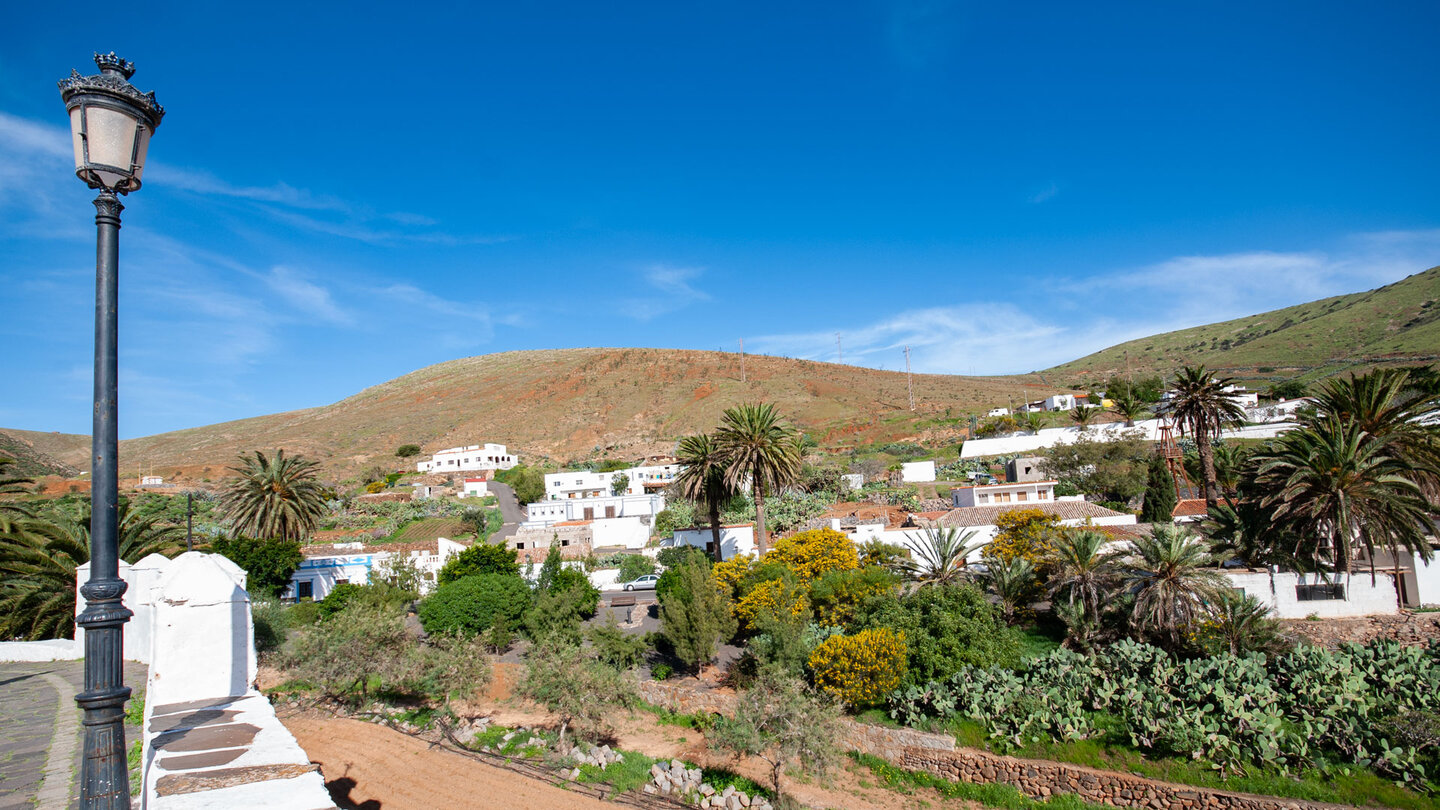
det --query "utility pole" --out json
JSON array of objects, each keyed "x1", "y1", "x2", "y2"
[
  {"x1": 904, "y1": 346, "x2": 914, "y2": 410},
  {"x1": 185, "y1": 493, "x2": 193, "y2": 552},
  {"x1": 739, "y1": 338, "x2": 746, "y2": 383},
  {"x1": 836, "y1": 333, "x2": 842, "y2": 364}
]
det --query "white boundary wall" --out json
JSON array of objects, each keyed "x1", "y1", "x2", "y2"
[
  {"x1": 960, "y1": 419, "x2": 1297, "y2": 459},
  {"x1": 1224, "y1": 570, "x2": 1399, "y2": 619}
]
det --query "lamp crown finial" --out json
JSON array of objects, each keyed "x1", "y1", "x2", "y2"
[{"x1": 94, "y1": 52, "x2": 135, "y2": 80}]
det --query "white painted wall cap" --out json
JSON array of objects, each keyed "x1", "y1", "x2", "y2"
[{"x1": 158, "y1": 554, "x2": 248, "y2": 604}]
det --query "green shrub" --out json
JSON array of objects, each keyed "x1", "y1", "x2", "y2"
[
  {"x1": 851, "y1": 583, "x2": 1021, "y2": 686},
  {"x1": 395, "y1": 444, "x2": 421, "y2": 458},
  {"x1": 438, "y1": 543, "x2": 519, "y2": 584},
  {"x1": 317, "y1": 582, "x2": 363, "y2": 617},
  {"x1": 211, "y1": 536, "x2": 303, "y2": 597},
  {"x1": 617, "y1": 554, "x2": 656, "y2": 583},
  {"x1": 418, "y1": 573, "x2": 531, "y2": 636},
  {"x1": 651, "y1": 663, "x2": 673, "y2": 680},
  {"x1": 287, "y1": 599, "x2": 321, "y2": 626},
  {"x1": 588, "y1": 614, "x2": 649, "y2": 669}
]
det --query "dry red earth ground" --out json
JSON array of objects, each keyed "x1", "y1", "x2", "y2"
[{"x1": 277, "y1": 662, "x2": 971, "y2": 810}]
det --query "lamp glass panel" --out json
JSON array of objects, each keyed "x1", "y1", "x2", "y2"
[
  {"x1": 69, "y1": 107, "x2": 86, "y2": 173},
  {"x1": 131, "y1": 126, "x2": 152, "y2": 184},
  {"x1": 84, "y1": 105, "x2": 140, "y2": 184}
]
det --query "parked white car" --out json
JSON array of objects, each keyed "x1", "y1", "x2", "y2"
[{"x1": 621, "y1": 574, "x2": 659, "y2": 591}]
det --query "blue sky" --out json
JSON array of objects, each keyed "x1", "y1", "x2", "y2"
[{"x1": 3, "y1": 1, "x2": 1439, "y2": 439}]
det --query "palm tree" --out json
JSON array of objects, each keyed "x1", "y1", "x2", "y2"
[
  {"x1": 1202, "y1": 590, "x2": 1288, "y2": 656},
  {"x1": 0, "y1": 457, "x2": 34, "y2": 532},
  {"x1": 715, "y1": 403, "x2": 802, "y2": 555},
  {"x1": 1169, "y1": 366, "x2": 1247, "y2": 507},
  {"x1": 898, "y1": 525, "x2": 986, "y2": 588},
  {"x1": 673, "y1": 433, "x2": 735, "y2": 562},
  {"x1": 1302, "y1": 367, "x2": 1440, "y2": 498},
  {"x1": 1121, "y1": 524, "x2": 1227, "y2": 649},
  {"x1": 979, "y1": 556, "x2": 1035, "y2": 625},
  {"x1": 1069, "y1": 405, "x2": 1097, "y2": 429},
  {"x1": 1017, "y1": 411, "x2": 1045, "y2": 434},
  {"x1": 0, "y1": 501, "x2": 183, "y2": 640},
  {"x1": 1110, "y1": 394, "x2": 1149, "y2": 427},
  {"x1": 220, "y1": 449, "x2": 327, "y2": 541},
  {"x1": 1046, "y1": 530, "x2": 1121, "y2": 623},
  {"x1": 1254, "y1": 417, "x2": 1435, "y2": 589}
]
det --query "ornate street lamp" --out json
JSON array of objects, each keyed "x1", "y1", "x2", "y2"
[{"x1": 58, "y1": 52, "x2": 164, "y2": 810}]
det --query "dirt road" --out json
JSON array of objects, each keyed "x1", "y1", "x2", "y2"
[{"x1": 284, "y1": 713, "x2": 614, "y2": 810}]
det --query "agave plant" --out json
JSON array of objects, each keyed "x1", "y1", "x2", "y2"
[{"x1": 898, "y1": 525, "x2": 986, "y2": 588}]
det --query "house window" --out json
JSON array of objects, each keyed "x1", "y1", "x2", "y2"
[
  {"x1": 584, "y1": 507, "x2": 595, "y2": 520},
  {"x1": 1017, "y1": 491, "x2": 1028, "y2": 501},
  {"x1": 561, "y1": 539, "x2": 570, "y2": 547},
  {"x1": 1296, "y1": 583, "x2": 1345, "y2": 601},
  {"x1": 296, "y1": 581, "x2": 313, "y2": 600},
  {"x1": 516, "y1": 543, "x2": 525, "y2": 550},
  {"x1": 605, "y1": 506, "x2": 616, "y2": 518}
]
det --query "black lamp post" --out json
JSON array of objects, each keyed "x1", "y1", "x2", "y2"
[{"x1": 58, "y1": 52, "x2": 163, "y2": 810}]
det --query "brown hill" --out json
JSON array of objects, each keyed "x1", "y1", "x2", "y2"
[{"x1": 90, "y1": 349, "x2": 1055, "y2": 484}]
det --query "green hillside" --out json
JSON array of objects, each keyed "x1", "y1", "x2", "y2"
[{"x1": 1047, "y1": 266, "x2": 1440, "y2": 386}]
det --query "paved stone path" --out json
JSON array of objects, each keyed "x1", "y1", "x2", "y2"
[{"x1": 0, "y1": 660, "x2": 147, "y2": 810}]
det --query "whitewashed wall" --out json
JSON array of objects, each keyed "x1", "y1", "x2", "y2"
[
  {"x1": 901, "y1": 461, "x2": 937, "y2": 483},
  {"x1": 1413, "y1": 555, "x2": 1440, "y2": 607},
  {"x1": 961, "y1": 419, "x2": 1297, "y2": 459},
  {"x1": 1224, "y1": 570, "x2": 1399, "y2": 619},
  {"x1": 672, "y1": 525, "x2": 756, "y2": 560}
]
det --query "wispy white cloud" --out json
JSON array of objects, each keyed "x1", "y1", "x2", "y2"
[
  {"x1": 264, "y1": 266, "x2": 355, "y2": 326},
  {"x1": 1029, "y1": 183, "x2": 1060, "y2": 204},
  {"x1": 620, "y1": 264, "x2": 710, "y2": 321},
  {"x1": 752, "y1": 234, "x2": 1440, "y2": 376}
]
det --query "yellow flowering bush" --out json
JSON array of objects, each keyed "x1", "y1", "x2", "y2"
[
  {"x1": 763, "y1": 528, "x2": 858, "y2": 583},
  {"x1": 987, "y1": 509, "x2": 1062, "y2": 568},
  {"x1": 734, "y1": 578, "x2": 808, "y2": 631},
  {"x1": 712, "y1": 554, "x2": 754, "y2": 599},
  {"x1": 808, "y1": 628, "x2": 907, "y2": 706}
]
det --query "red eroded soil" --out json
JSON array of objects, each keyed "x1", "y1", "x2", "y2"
[{"x1": 284, "y1": 713, "x2": 615, "y2": 810}]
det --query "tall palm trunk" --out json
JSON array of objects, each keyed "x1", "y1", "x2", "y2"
[
  {"x1": 1196, "y1": 433, "x2": 1219, "y2": 506},
  {"x1": 709, "y1": 499, "x2": 724, "y2": 562},
  {"x1": 753, "y1": 471, "x2": 769, "y2": 555}
]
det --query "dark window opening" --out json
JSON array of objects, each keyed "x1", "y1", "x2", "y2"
[
  {"x1": 296, "y1": 581, "x2": 313, "y2": 600},
  {"x1": 1296, "y1": 583, "x2": 1345, "y2": 601}
]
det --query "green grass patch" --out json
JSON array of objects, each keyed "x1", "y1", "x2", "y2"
[
  {"x1": 638, "y1": 700, "x2": 716, "y2": 730},
  {"x1": 575, "y1": 750, "x2": 658, "y2": 793},
  {"x1": 385, "y1": 517, "x2": 468, "y2": 542},
  {"x1": 127, "y1": 739, "x2": 143, "y2": 795},
  {"x1": 1015, "y1": 627, "x2": 1063, "y2": 662},
  {"x1": 851, "y1": 752, "x2": 1108, "y2": 810},
  {"x1": 697, "y1": 765, "x2": 771, "y2": 799},
  {"x1": 940, "y1": 717, "x2": 1439, "y2": 810},
  {"x1": 125, "y1": 688, "x2": 145, "y2": 726}
]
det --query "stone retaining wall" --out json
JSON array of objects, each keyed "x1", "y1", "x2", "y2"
[
  {"x1": 899, "y1": 748, "x2": 1351, "y2": 810},
  {"x1": 637, "y1": 681, "x2": 1351, "y2": 810},
  {"x1": 1281, "y1": 610, "x2": 1440, "y2": 648}
]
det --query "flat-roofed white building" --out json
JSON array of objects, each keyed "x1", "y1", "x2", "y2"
[
  {"x1": 952, "y1": 480, "x2": 1058, "y2": 508},
  {"x1": 543, "y1": 463, "x2": 682, "y2": 500},
  {"x1": 526, "y1": 492, "x2": 666, "y2": 524},
  {"x1": 416, "y1": 443, "x2": 517, "y2": 473}
]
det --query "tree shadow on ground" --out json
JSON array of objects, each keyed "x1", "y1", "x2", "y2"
[{"x1": 322, "y1": 765, "x2": 381, "y2": 810}]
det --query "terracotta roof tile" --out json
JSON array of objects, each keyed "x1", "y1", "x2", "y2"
[
  {"x1": 938, "y1": 500, "x2": 1128, "y2": 527},
  {"x1": 1172, "y1": 499, "x2": 1209, "y2": 518}
]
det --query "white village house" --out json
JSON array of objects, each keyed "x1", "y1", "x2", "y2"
[
  {"x1": 415, "y1": 443, "x2": 518, "y2": 474},
  {"x1": 285, "y1": 537, "x2": 467, "y2": 601},
  {"x1": 542, "y1": 463, "x2": 681, "y2": 499}
]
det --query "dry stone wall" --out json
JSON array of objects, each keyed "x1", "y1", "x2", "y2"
[
  {"x1": 638, "y1": 681, "x2": 1353, "y2": 810},
  {"x1": 1282, "y1": 610, "x2": 1440, "y2": 648}
]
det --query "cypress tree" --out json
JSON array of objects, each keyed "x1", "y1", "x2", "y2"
[{"x1": 1140, "y1": 454, "x2": 1178, "y2": 523}]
